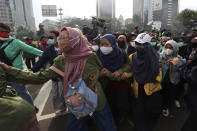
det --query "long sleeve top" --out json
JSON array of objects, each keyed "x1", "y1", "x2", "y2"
[
  {"x1": 5, "y1": 54, "x2": 107, "y2": 111},
  {"x1": 1, "y1": 37, "x2": 43, "y2": 70},
  {"x1": 176, "y1": 61, "x2": 197, "y2": 111}
]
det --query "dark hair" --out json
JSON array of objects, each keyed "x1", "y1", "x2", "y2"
[
  {"x1": 0, "y1": 23, "x2": 11, "y2": 32},
  {"x1": 82, "y1": 26, "x2": 91, "y2": 35},
  {"x1": 192, "y1": 29, "x2": 197, "y2": 32},
  {"x1": 50, "y1": 30, "x2": 59, "y2": 37},
  {"x1": 92, "y1": 37, "x2": 101, "y2": 45},
  {"x1": 151, "y1": 37, "x2": 157, "y2": 40},
  {"x1": 40, "y1": 36, "x2": 47, "y2": 41},
  {"x1": 26, "y1": 37, "x2": 33, "y2": 41},
  {"x1": 172, "y1": 37, "x2": 179, "y2": 42}
]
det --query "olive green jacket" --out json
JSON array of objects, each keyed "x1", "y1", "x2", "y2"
[
  {"x1": 6, "y1": 54, "x2": 107, "y2": 111},
  {"x1": 0, "y1": 67, "x2": 34, "y2": 131}
]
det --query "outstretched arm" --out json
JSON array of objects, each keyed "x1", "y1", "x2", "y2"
[{"x1": 0, "y1": 62, "x2": 61, "y2": 85}]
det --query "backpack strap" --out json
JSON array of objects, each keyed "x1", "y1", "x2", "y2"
[
  {"x1": 0, "y1": 39, "x2": 20, "y2": 65},
  {"x1": 0, "y1": 39, "x2": 14, "y2": 50},
  {"x1": 50, "y1": 66, "x2": 64, "y2": 77},
  {"x1": 11, "y1": 48, "x2": 21, "y2": 63}
]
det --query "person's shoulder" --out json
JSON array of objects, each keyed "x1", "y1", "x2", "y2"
[
  {"x1": 11, "y1": 38, "x2": 25, "y2": 45},
  {"x1": 87, "y1": 53, "x2": 103, "y2": 69},
  {"x1": 54, "y1": 55, "x2": 64, "y2": 62},
  {"x1": 88, "y1": 53, "x2": 97, "y2": 59},
  {"x1": 87, "y1": 53, "x2": 101, "y2": 63},
  {"x1": 52, "y1": 55, "x2": 65, "y2": 70},
  {"x1": 44, "y1": 45, "x2": 53, "y2": 52}
]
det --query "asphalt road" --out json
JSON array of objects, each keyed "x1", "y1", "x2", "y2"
[{"x1": 27, "y1": 81, "x2": 189, "y2": 131}]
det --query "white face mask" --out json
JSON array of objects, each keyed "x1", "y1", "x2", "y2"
[
  {"x1": 164, "y1": 49, "x2": 173, "y2": 56},
  {"x1": 100, "y1": 46, "x2": 113, "y2": 55},
  {"x1": 130, "y1": 42, "x2": 136, "y2": 47},
  {"x1": 92, "y1": 45, "x2": 99, "y2": 52}
]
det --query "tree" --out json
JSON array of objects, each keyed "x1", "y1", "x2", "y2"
[
  {"x1": 125, "y1": 23, "x2": 135, "y2": 33},
  {"x1": 61, "y1": 17, "x2": 92, "y2": 29},
  {"x1": 133, "y1": 14, "x2": 142, "y2": 27},
  {"x1": 171, "y1": 18, "x2": 185, "y2": 33},
  {"x1": 172, "y1": 9, "x2": 197, "y2": 33},
  {"x1": 16, "y1": 26, "x2": 35, "y2": 41}
]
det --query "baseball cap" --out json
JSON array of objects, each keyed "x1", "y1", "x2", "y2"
[{"x1": 134, "y1": 33, "x2": 152, "y2": 44}]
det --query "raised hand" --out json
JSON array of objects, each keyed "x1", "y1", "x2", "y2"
[{"x1": 168, "y1": 58, "x2": 180, "y2": 65}]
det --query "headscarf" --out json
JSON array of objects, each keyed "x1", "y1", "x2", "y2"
[
  {"x1": 133, "y1": 43, "x2": 159, "y2": 84},
  {"x1": 60, "y1": 27, "x2": 93, "y2": 95},
  {"x1": 161, "y1": 40, "x2": 179, "y2": 60},
  {"x1": 160, "y1": 40, "x2": 180, "y2": 84},
  {"x1": 118, "y1": 35, "x2": 127, "y2": 44},
  {"x1": 96, "y1": 34, "x2": 125, "y2": 72}
]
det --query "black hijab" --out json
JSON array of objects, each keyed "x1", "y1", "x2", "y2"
[{"x1": 133, "y1": 43, "x2": 159, "y2": 84}]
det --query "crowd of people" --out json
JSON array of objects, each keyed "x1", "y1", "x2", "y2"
[{"x1": 0, "y1": 22, "x2": 197, "y2": 131}]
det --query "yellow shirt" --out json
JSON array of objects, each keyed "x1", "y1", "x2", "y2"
[{"x1": 128, "y1": 54, "x2": 162, "y2": 98}]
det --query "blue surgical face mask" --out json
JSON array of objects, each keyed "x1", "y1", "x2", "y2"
[
  {"x1": 48, "y1": 39, "x2": 55, "y2": 45},
  {"x1": 177, "y1": 42, "x2": 184, "y2": 47},
  {"x1": 150, "y1": 42, "x2": 157, "y2": 46}
]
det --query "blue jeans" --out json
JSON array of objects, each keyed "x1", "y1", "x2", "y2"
[
  {"x1": 66, "y1": 103, "x2": 116, "y2": 131},
  {"x1": 51, "y1": 80, "x2": 65, "y2": 110},
  {"x1": 9, "y1": 82, "x2": 34, "y2": 105}
]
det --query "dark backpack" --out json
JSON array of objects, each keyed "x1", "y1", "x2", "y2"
[{"x1": 0, "y1": 39, "x2": 20, "y2": 66}]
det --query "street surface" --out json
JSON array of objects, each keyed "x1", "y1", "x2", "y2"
[{"x1": 27, "y1": 80, "x2": 189, "y2": 131}]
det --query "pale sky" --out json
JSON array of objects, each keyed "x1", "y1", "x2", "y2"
[{"x1": 32, "y1": 0, "x2": 197, "y2": 29}]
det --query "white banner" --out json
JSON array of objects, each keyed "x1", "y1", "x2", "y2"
[
  {"x1": 42, "y1": 5, "x2": 57, "y2": 17},
  {"x1": 153, "y1": 0, "x2": 162, "y2": 11},
  {"x1": 152, "y1": 21, "x2": 162, "y2": 30}
]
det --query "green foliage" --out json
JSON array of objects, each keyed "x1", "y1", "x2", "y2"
[
  {"x1": 62, "y1": 17, "x2": 92, "y2": 28},
  {"x1": 172, "y1": 9, "x2": 197, "y2": 33},
  {"x1": 59, "y1": 17, "x2": 125, "y2": 33},
  {"x1": 15, "y1": 26, "x2": 35, "y2": 41},
  {"x1": 125, "y1": 23, "x2": 135, "y2": 33},
  {"x1": 133, "y1": 14, "x2": 142, "y2": 27}
]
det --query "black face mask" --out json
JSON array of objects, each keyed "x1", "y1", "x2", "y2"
[
  {"x1": 48, "y1": 36, "x2": 54, "y2": 39},
  {"x1": 136, "y1": 45, "x2": 145, "y2": 54},
  {"x1": 118, "y1": 41, "x2": 126, "y2": 49},
  {"x1": 191, "y1": 42, "x2": 197, "y2": 49}
]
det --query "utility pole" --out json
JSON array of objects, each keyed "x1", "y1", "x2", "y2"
[{"x1": 59, "y1": 8, "x2": 63, "y2": 28}]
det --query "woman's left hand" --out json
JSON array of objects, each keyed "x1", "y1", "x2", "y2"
[
  {"x1": 112, "y1": 72, "x2": 121, "y2": 78},
  {"x1": 120, "y1": 73, "x2": 128, "y2": 80},
  {"x1": 168, "y1": 58, "x2": 181, "y2": 65},
  {"x1": 0, "y1": 62, "x2": 9, "y2": 70},
  {"x1": 99, "y1": 68, "x2": 110, "y2": 77}
]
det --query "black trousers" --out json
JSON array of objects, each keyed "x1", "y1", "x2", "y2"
[
  {"x1": 106, "y1": 87, "x2": 130, "y2": 125},
  {"x1": 132, "y1": 86, "x2": 162, "y2": 131},
  {"x1": 181, "y1": 111, "x2": 197, "y2": 131},
  {"x1": 25, "y1": 58, "x2": 35, "y2": 69}
]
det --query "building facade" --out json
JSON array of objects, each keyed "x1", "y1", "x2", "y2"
[
  {"x1": 133, "y1": 0, "x2": 179, "y2": 29},
  {"x1": 133, "y1": 0, "x2": 144, "y2": 23},
  {"x1": 152, "y1": 0, "x2": 179, "y2": 28},
  {"x1": 0, "y1": 0, "x2": 36, "y2": 31},
  {"x1": 96, "y1": 0, "x2": 115, "y2": 18},
  {"x1": 41, "y1": 19, "x2": 58, "y2": 31},
  {"x1": 0, "y1": 0, "x2": 13, "y2": 23}
]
